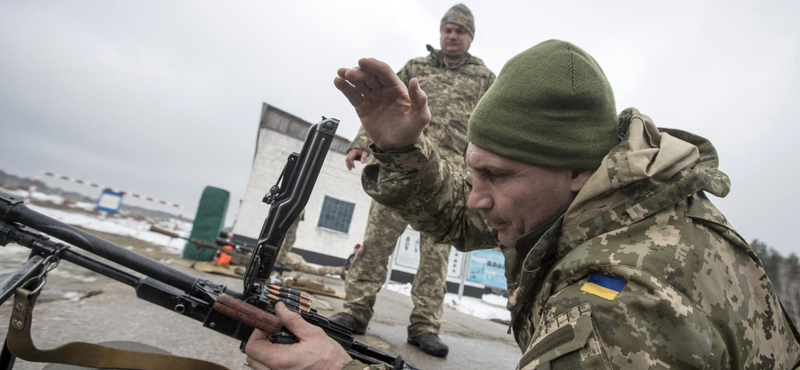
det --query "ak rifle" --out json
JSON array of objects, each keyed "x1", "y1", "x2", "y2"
[{"x1": 0, "y1": 117, "x2": 417, "y2": 370}]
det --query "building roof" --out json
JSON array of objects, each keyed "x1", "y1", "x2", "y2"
[{"x1": 256, "y1": 103, "x2": 351, "y2": 156}]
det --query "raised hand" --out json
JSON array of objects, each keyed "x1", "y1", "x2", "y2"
[{"x1": 334, "y1": 58, "x2": 431, "y2": 151}]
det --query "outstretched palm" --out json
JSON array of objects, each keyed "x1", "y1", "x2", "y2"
[{"x1": 334, "y1": 58, "x2": 431, "y2": 151}]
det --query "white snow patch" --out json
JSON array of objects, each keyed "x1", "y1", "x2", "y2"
[
  {"x1": 26, "y1": 204, "x2": 187, "y2": 254},
  {"x1": 386, "y1": 282, "x2": 413, "y2": 296},
  {"x1": 0, "y1": 187, "x2": 65, "y2": 204},
  {"x1": 481, "y1": 293, "x2": 509, "y2": 308},
  {"x1": 444, "y1": 293, "x2": 510, "y2": 322},
  {"x1": 48, "y1": 269, "x2": 98, "y2": 283},
  {"x1": 63, "y1": 292, "x2": 83, "y2": 301},
  {"x1": 30, "y1": 192, "x2": 65, "y2": 205},
  {"x1": 70, "y1": 201, "x2": 97, "y2": 211},
  {"x1": 385, "y1": 282, "x2": 511, "y2": 322}
]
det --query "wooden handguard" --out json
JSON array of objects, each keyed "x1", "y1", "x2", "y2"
[{"x1": 213, "y1": 294, "x2": 282, "y2": 335}]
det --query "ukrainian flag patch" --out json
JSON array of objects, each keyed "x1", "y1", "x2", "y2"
[{"x1": 580, "y1": 273, "x2": 626, "y2": 300}]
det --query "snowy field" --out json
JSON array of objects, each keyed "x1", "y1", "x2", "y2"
[
  {"x1": 1, "y1": 187, "x2": 190, "y2": 254},
  {"x1": 386, "y1": 282, "x2": 511, "y2": 322}
]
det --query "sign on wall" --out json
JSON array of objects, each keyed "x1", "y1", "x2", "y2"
[
  {"x1": 394, "y1": 227, "x2": 421, "y2": 269},
  {"x1": 466, "y1": 249, "x2": 507, "y2": 289},
  {"x1": 447, "y1": 248, "x2": 465, "y2": 278},
  {"x1": 96, "y1": 189, "x2": 124, "y2": 214}
]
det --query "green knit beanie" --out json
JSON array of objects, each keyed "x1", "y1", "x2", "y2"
[{"x1": 468, "y1": 40, "x2": 618, "y2": 170}]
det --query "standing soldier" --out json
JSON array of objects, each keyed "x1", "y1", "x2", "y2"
[{"x1": 333, "y1": 4, "x2": 495, "y2": 358}]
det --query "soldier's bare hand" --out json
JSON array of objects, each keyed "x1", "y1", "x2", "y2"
[
  {"x1": 345, "y1": 148, "x2": 369, "y2": 170},
  {"x1": 245, "y1": 303, "x2": 351, "y2": 370},
  {"x1": 334, "y1": 58, "x2": 431, "y2": 151}
]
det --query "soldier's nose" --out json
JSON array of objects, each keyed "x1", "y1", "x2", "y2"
[{"x1": 467, "y1": 191, "x2": 492, "y2": 211}]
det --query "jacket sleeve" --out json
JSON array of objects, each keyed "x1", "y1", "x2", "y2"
[
  {"x1": 347, "y1": 126, "x2": 372, "y2": 152},
  {"x1": 517, "y1": 274, "x2": 724, "y2": 370},
  {"x1": 362, "y1": 135, "x2": 498, "y2": 251}
]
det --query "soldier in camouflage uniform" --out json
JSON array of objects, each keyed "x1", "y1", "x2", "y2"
[
  {"x1": 334, "y1": 3, "x2": 495, "y2": 357},
  {"x1": 245, "y1": 40, "x2": 800, "y2": 370},
  {"x1": 276, "y1": 210, "x2": 345, "y2": 278}
]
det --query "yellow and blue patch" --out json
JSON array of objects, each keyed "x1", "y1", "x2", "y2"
[{"x1": 580, "y1": 273, "x2": 626, "y2": 300}]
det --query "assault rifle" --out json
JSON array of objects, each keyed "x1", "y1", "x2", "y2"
[{"x1": 0, "y1": 118, "x2": 417, "y2": 370}]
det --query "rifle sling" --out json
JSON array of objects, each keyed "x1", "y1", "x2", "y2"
[{"x1": 7, "y1": 288, "x2": 231, "y2": 370}]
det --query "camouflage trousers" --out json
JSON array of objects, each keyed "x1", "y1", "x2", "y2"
[
  {"x1": 277, "y1": 211, "x2": 344, "y2": 278},
  {"x1": 284, "y1": 252, "x2": 345, "y2": 277},
  {"x1": 343, "y1": 199, "x2": 451, "y2": 338}
]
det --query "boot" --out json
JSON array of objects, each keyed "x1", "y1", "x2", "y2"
[
  {"x1": 329, "y1": 312, "x2": 367, "y2": 335},
  {"x1": 407, "y1": 332, "x2": 449, "y2": 357}
]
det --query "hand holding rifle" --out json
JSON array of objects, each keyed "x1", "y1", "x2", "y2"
[{"x1": 245, "y1": 302, "x2": 351, "y2": 370}]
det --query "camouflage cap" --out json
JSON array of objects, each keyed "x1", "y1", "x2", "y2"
[{"x1": 441, "y1": 4, "x2": 475, "y2": 38}]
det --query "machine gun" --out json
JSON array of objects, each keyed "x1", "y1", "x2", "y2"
[
  {"x1": 0, "y1": 118, "x2": 416, "y2": 370},
  {"x1": 147, "y1": 225, "x2": 252, "y2": 267}
]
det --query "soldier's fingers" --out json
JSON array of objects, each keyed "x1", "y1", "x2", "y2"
[
  {"x1": 274, "y1": 302, "x2": 322, "y2": 339},
  {"x1": 409, "y1": 78, "x2": 429, "y2": 112},
  {"x1": 344, "y1": 67, "x2": 383, "y2": 90},
  {"x1": 358, "y1": 58, "x2": 403, "y2": 88},
  {"x1": 244, "y1": 356, "x2": 270, "y2": 370},
  {"x1": 333, "y1": 77, "x2": 363, "y2": 107},
  {"x1": 360, "y1": 150, "x2": 368, "y2": 163},
  {"x1": 345, "y1": 151, "x2": 356, "y2": 170},
  {"x1": 244, "y1": 329, "x2": 279, "y2": 365},
  {"x1": 348, "y1": 78, "x2": 372, "y2": 96}
]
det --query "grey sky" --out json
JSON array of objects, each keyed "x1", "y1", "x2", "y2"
[{"x1": 1, "y1": 1, "x2": 798, "y2": 256}]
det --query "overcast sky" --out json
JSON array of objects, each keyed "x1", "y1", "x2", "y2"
[{"x1": 1, "y1": 1, "x2": 798, "y2": 256}]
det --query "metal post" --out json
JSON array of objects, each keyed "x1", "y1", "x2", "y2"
[
  {"x1": 457, "y1": 251, "x2": 470, "y2": 300},
  {"x1": 26, "y1": 170, "x2": 43, "y2": 201},
  {"x1": 383, "y1": 245, "x2": 397, "y2": 289}
]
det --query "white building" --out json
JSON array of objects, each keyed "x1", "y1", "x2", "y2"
[
  {"x1": 231, "y1": 103, "x2": 370, "y2": 262},
  {"x1": 232, "y1": 103, "x2": 498, "y2": 298}
]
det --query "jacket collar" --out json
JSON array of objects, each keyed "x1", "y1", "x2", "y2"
[{"x1": 426, "y1": 44, "x2": 472, "y2": 69}]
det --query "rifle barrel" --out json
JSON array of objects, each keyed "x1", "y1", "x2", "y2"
[{"x1": 1, "y1": 198, "x2": 198, "y2": 293}]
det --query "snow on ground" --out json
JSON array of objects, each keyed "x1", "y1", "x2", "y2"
[
  {"x1": 22, "y1": 203, "x2": 189, "y2": 254},
  {"x1": 1, "y1": 187, "x2": 33, "y2": 199},
  {"x1": 386, "y1": 282, "x2": 511, "y2": 322},
  {"x1": 1, "y1": 187, "x2": 66, "y2": 205}
]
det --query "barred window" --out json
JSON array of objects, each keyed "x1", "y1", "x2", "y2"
[{"x1": 317, "y1": 196, "x2": 355, "y2": 233}]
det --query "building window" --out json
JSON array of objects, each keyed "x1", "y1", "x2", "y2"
[{"x1": 317, "y1": 196, "x2": 355, "y2": 234}]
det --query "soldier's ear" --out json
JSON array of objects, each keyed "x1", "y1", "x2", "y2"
[{"x1": 569, "y1": 170, "x2": 594, "y2": 193}]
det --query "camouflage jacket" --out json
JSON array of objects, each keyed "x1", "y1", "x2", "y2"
[
  {"x1": 354, "y1": 108, "x2": 800, "y2": 369},
  {"x1": 348, "y1": 45, "x2": 495, "y2": 171}
]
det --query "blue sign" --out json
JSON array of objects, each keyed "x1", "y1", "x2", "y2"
[
  {"x1": 466, "y1": 250, "x2": 507, "y2": 289},
  {"x1": 96, "y1": 189, "x2": 124, "y2": 214}
]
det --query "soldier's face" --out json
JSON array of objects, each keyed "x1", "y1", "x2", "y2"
[
  {"x1": 466, "y1": 144, "x2": 582, "y2": 248},
  {"x1": 440, "y1": 23, "x2": 472, "y2": 60}
]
